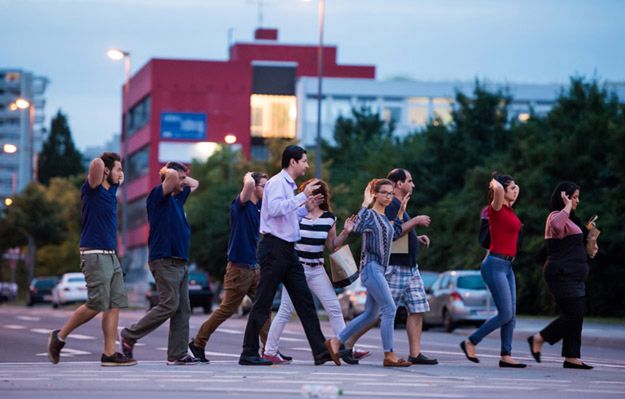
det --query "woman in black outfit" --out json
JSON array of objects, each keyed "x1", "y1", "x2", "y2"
[{"x1": 527, "y1": 181, "x2": 594, "y2": 369}]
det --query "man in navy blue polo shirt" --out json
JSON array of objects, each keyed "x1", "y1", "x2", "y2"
[
  {"x1": 47, "y1": 152, "x2": 136, "y2": 367},
  {"x1": 121, "y1": 161, "x2": 199, "y2": 365},
  {"x1": 188, "y1": 171, "x2": 271, "y2": 363}
]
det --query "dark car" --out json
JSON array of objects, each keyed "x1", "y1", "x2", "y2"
[
  {"x1": 146, "y1": 270, "x2": 214, "y2": 314},
  {"x1": 28, "y1": 276, "x2": 59, "y2": 306},
  {"x1": 394, "y1": 270, "x2": 439, "y2": 327}
]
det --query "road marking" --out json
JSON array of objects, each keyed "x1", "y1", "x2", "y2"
[
  {"x1": 194, "y1": 387, "x2": 465, "y2": 398},
  {"x1": 30, "y1": 328, "x2": 52, "y2": 334},
  {"x1": 68, "y1": 333, "x2": 96, "y2": 340},
  {"x1": 215, "y1": 328, "x2": 242, "y2": 334},
  {"x1": 356, "y1": 382, "x2": 433, "y2": 387},
  {"x1": 4, "y1": 324, "x2": 26, "y2": 330},
  {"x1": 456, "y1": 385, "x2": 539, "y2": 390},
  {"x1": 35, "y1": 348, "x2": 91, "y2": 357},
  {"x1": 279, "y1": 337, "x2": 306, "y2": 342},
  {"x1": 562, "y1": 389, "x2": 625, "y2": 395},
  {"x1": 204, "y1": 351, "x2": 240, "y2": 358},
  {"x1": 16, "y1": 315, "x2": 40, "y2": 321},
  {"x1": 1, "y1": 377, "x2": 51, "y2": 381},
  {"x1": 487, "y1": 377, "x2": 571, "y2": 383}
]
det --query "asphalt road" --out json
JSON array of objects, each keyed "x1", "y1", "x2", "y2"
[{"x1": 1, "y1": 305, "x2": 624, "y2": 398}]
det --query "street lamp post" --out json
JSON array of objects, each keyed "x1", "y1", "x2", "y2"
[
  {"x1": 314, "y1": 0, "x2": 325, "y2": 179},
  {"x1": 107, "y1": 48, "x2": 131, "y2": 259}
]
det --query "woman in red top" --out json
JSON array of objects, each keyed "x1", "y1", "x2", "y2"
[{"x1": 460, "y1": 173, "x2": 527, "y2": 368}]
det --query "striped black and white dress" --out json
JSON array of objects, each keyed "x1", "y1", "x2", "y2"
[{"x1": 296, "y1": 211, "x2": 336, "y2": 267}]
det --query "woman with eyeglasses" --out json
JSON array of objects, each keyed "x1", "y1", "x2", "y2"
[
  {"x1": 329, "y1": 178, "x2": 411, "y2": 367},
  {"x1": 461, "y1": 172, "x2": 527, "y2": 368}
]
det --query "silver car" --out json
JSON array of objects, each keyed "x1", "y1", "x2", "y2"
[{"x1": 424, "y1": 270, "x2": 496, "y2": 332}]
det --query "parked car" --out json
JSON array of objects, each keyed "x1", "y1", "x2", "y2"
[
  {"x1": 146, "y1": 269, "x2": 214, "y2": 314},
  {"x1": 424, "y1": 270, "x2": 496, "y2": 332},
  {"x1": 394, "y1": 270, "x2": 440, "y2": 326},
  {"x1": 337, "y1": 279, "x2": 367, "y2": 320},
  {"x1": 52, "y1": 273, "x2": 88, "y2": 308},
  {"x1": 0, "y1": 281, "x2": 18, "y2": 302},
  {"x1": 28, "y1": 276, "x2": 59, "y2": 306}
]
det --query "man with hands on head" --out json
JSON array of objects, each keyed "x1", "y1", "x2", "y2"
[
  {"x1": 47, "y1": 152, "x2": 136, "y2": 367},
  {"x1": 121, "y1": 161, "x2": 200, "y2": 365},
  {"x1": 239, "y1": 145, "x2": 341, "y2": 366},
  {"x1": 188, "y1": 171, "x2": 270, "y2": 363}
]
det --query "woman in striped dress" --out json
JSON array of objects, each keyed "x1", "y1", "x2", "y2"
[
  {"x1": 263, "y1": 179, "x2": 357, "y2": 364},
  {"x1": 329, "y1": 179, "x2": 411, "y2": 367}
]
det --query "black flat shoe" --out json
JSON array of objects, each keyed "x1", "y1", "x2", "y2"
[
  {"x1": 563, "y1": 360, "x2": 593, "y2": 370},
  {"x1": 499, "y1": 360, "x2": 527, "y2": 368},
  {"x1": 239, "y1": 354, "x2": 272, "y2": 366},
  {"x1": 527, "y1": 336, "x2": 541, "y2": 363},
  {"x1": 339, "y1": 345, "x2": 359, "y2": 365},
  {"x1": 409, "y1": 353, "x2": 438, "y2": 365},
  {"x1": 460, "y1": 341, "x2": 479, "y2": 363}
]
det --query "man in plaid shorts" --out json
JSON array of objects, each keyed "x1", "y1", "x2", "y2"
[{"x1": 344, "y1": 168, "x2": 438, "y2": 365}]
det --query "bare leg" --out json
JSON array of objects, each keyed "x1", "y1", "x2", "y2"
[
  {"x1": 344, "y1": 319, "x2": 378, "y2": 349},
  {"x1": 102, "y1": 308, "x2": 120, "y2": 356},
  {"x1": 406, "y1": 313, "x2": 423, "y2": 357},
  {"x1": 59, "y1": 305, "x2": 99, "y2": 340}
]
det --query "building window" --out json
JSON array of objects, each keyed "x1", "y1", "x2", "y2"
[
  {"x1": 432, "y1": 97, "x2": 453, "y2": 125},
  {"x1": 127, "y1": 146, "x2": 149, "y2": 182},
  {"x1": 382, "y1": 106, "x2": 402, "y2": 123},
  {"x1": 126, "y1": 96, "x2": 151, "y2": 136},
  {"x1": 250, "y1": 94, "x2": 296, "y2": 139},
  {"x1": 127, "y1": 196, "x2": 148, "y2": 230},
  {"x1": 408, "y1": 97, "x2": 429, "y2": 126}
]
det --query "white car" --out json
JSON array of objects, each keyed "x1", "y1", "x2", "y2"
[{"x1": 52, "y1": 272, "x2": 88, "y2": 308}]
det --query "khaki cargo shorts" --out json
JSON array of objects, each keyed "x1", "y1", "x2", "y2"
[{"x1": 80, "y1": 252, "x2": 128, "y2": 311}]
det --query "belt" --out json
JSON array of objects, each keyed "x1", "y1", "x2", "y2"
[
  {"x1": 301, "y1": 262, "x2": 324, "y2": 267},
  {"x1": 80, "y1": 249, "x2": 116, "y2": 255},
  {"x1": 489, "y1": 252, "x2": 515, "y2": 262},
  {"x1": 263, "y1": 234, "x2": 295, "y2": 247}
]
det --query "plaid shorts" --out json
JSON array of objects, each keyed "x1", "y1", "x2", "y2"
[{"x1": 385, "y1": 264, "x2": 430, "y2": 314}]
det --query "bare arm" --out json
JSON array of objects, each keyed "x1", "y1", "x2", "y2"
[
  {"x1": 184, "y1": 176, "x2": 200, "y2": 192},
  {"x1": 161, "y1": 168, "x2": 179, "y2": 196},
  {"x1": 401, "y1": 214, "x2": 431, "y2": 235},
  {"x1": 239, "y1": 172, "x2": 255, "y2": 204},
  {"x1": 87, "y1": 158, "x2": 105, "y2": 189},
  {"x1": 327, "y1": 215, "x2": 356, "y2": 252},
  {"x1": 490, "y1": 179, "x2": 505, "y2": 211}
]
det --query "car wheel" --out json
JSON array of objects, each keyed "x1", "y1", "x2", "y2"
[
  {"x1": 443, "y1": 309, "x2": 456, "y2": 333},
  {"x1": 52, "y1": 302, "x2": 59, "y2": 309},
  {"x1": 203, "y1": 305, "x2": 212, "y2": 314}
]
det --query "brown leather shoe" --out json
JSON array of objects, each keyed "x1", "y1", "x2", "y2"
[
  {"x1": 383, "y1": 358, "x2": 412, "y2": 367},
  {"x1": 324, "y1": 339, "x2": 341, "y2": 366}
]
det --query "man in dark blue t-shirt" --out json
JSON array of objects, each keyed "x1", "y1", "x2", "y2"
[
  {"x1": 188, "y1": 171, "x2": 269, "y2": 363},
  {"x1": 47, "y1": 152, "x2": 136, "y2": 367},
  {"x1": 121, "y1": 161, "x2": 199, "y2": 365}
]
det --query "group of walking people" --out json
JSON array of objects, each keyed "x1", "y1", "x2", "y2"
[{"x1": 47, "y1": 145, "x2": 597, "y2": 370}]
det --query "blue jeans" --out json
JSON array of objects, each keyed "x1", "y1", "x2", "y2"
[
  {"x1": 468, "y1": 255, "x2": 517, "y2": 356},
  {"x1": 338, "y1": 261, "x2": 396, "y2": 352}
]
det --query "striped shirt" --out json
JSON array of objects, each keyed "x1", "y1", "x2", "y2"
[
  {"x1": 295, "y1": 211, "x2": 336, "y2": 267},
  {"x1": 354, "y1": 207, "x2": 403, "y2": 269}
]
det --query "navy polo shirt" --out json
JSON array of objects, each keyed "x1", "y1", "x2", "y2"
[
  {"x1": 386, "y1": 196, "x2": 420, "y2": 268},
  {"x1": 147, "y1": 185, "x2": 191, "y2": 262},
  {"x1": 79, "y1": 181, "x2": 119, "y2": 250},
  {"x1": 227, "y1": 195, "x2": 262, "y2": 268}
]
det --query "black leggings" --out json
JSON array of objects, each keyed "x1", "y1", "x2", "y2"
[{"x1": 539, "y1": 296, "x2": 585, "y2": 358}]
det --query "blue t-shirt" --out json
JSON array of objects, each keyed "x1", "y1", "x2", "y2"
[
  {"x1": 227, "y1": 195, "x2": 262, "y2": 268},
  {"x1": 147, "y1": 185, "x2": 191, "y2": 262},
  {"x1": 386, "y1": 196, "x2": 420, "y2": 268},
  {"x1": 79, "y1": 181, "x2": 119, "y2": 250}
]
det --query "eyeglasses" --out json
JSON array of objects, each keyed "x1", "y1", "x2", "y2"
[{"x1": 377, "y1": 191, "x2": 393, "y2": 197}]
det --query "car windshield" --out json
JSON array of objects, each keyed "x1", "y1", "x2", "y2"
[
  {"x1": 68, "y1": 277, "x2": 85, "y2": 283},
  {"x1": 421, "y1": 273, "x2": 438, "y2": 289},
  {"x1": 37, "y1": 279, "x2": 57, "y2": 289},
  {"x1": 457, "y1": 275, "x2": 486, "y2": 290},
  {"x1": 189, "y1": 272, "x2": 207, "y2": 286}
]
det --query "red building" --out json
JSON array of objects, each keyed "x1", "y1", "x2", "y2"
[{"x1": 121, "y1": 28, "x2": 375, "y2": 271}]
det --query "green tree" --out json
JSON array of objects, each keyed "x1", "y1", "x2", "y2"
[{"x1": 37, "y1": 110, "x2": 84, "y2": 185}]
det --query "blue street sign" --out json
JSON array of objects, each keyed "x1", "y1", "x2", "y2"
[{"x1": 160, "y1": 112, "x2": 206, "y2": 140}]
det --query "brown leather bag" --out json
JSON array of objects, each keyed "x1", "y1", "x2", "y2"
[{"x1": 586, "y1": 215, "x2": 600, "y2": 259}]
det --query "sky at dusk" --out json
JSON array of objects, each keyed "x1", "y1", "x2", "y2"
[{"x1": 2, "y1": 0, "x2": 624, "y2": 150}]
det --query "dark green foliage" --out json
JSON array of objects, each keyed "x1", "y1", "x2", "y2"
[{"x1": 37, "y1": 110, "x2": 84, "y2": 185}]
